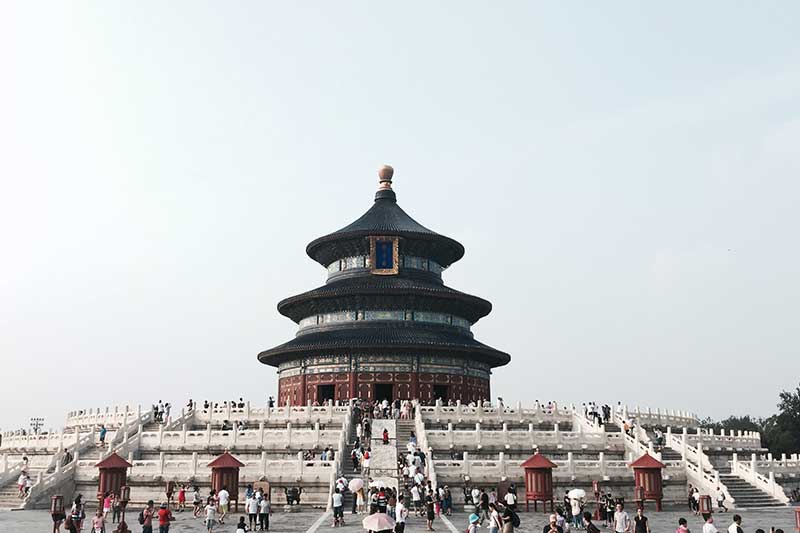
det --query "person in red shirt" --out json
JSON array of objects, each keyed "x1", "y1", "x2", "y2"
[{"x1": 157, "y1": 502, "x2": 174, "y2": 533}]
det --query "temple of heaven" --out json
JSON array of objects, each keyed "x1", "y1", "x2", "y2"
[{"x1": 258, "y1": 166, "x2": 510, "y2": 406}]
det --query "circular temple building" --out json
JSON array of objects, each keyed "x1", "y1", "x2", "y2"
[{"x1": 258, "y1": 167, "x2": 510, "y2": 405}]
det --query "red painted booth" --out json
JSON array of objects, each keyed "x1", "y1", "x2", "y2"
[
  {"x1": 208, "y1": 452, "x2": 244, "y2": 512},
  {"x1": 95, "y1": 453, "x2": 132, "y2": 504},
  {"x1": 629, "y1": 453, "x2": 665, "y2": 511},
  {"x1": 522, "y1": 452, "x2": 557, "y2": 512}
]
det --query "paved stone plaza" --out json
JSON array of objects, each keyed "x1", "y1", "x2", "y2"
[{"x1": 2, "y1": 507, "x2": 798, "y2": 533}]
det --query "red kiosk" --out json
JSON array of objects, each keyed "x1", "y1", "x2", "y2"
[
  {"x1": 95, "y1": 453, "x2": 133, "y2": 533},
  {"x1": 521, "y1": 452, "x2": 558, "y2": 512},
  {"x1": 208, "y1": 452, "x2": 244, "y2": 512},
  {"x1": 96, "y1": 453, "x2": 132, "y2": 503},
  {"x1": 629, "y1": 453, "x2": 665, "y2": 511}
]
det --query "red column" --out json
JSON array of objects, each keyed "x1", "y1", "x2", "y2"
[
  {"x1": 411, "y1": 374, "x2": 419, "y2": 401},
  {"x1": 299, "y1": 373, "x2": 307, "y2": 405},
  {"x1": 349, "y1": 372, "x2": 357, "y2": 400}
]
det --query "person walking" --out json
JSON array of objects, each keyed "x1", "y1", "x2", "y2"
[
  {"x1": 395, "y1": 494, "x2": 408, "y2": 533},
  {"x1": 204, "y1": 499, "x2": 217, "y2": 532},
  {"x1": 585, "y1": 512, "x2": 600, "y2": 533},
  {"x1": 157, "y1": 502, "x2": 174, "y2": 533},
  {"x1": 702, "y1": 514, "x2": 718, "y2": 533},
  {"x1": 634, "y1": 507, "x2": 650, "y2": 533},
  {"x1": 99, "y1": 425, "x2": 108, "y2": 446},
  {"x1": 488, "y1": 503, "x2": 502, "y2": 533},
  {"x1": 425, "y1": 494, "x2": 436, "y2": 531},
  {"x1": 141, "y1": 500, "x2": 156, "y2": 533},
  {"x1": 217, "y1": 486, "x2": 230, "y2": 524},
  {"x1": 613, "y1": 504, "x2": 631, "y2": 533},
  {"x1": 727, "y1": 515, "x2": 743, "y2": 533},
  {"x1": 717, "y1": 488, "x2": 728, "y2": 512}
]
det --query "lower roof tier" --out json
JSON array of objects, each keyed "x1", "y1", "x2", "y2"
[{"x1": 258, "y1": 322, "x2": 510, "y2": 368}]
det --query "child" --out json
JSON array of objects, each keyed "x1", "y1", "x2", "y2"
[
  {"x1": 91, "y1": 509, "x2": 105, "y2": 533},
  {"x1": 178, "y1": 484, "x2": 186, "y2": 511},
  {"x1": 204, "y1": 501, "x2": 217, "y2": 532},
  {"x1": 236, "y1": 516, "x2": 250, "y2": 533}
]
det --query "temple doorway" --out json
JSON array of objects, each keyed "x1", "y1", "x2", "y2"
[
  {"x1": 317, "y1": 384, "x2": 335, "y2": 403},
  {"x1": 374, "y1": 383, "x2": 393, "y2": 403},
  {"x1": 433, "y1": 385, "x2": 449, "y2": 403}
]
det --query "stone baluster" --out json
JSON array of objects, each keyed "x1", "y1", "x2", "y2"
[
  {"x1": 516, "y1": 401, "x2": 523, "y2": 423},
  {"x1": 232, "y1": 422, "x2": 238, "y2": 445},
  {"x1": 475, "y1": 423, "x2": 482, "y2": 449},
  {"x1": 191, "y1": 452, "x2": 198, "y2": 476},
  {"x1": 315, "y1": 422, "x2": 321, "y2": 448},
  {"x1": 1, "y1": 454, "x2": 7, "y2": 473},
  {"x1": 528, "y1": 423, "x2": 535, "y2": 449},
  {"x1": 473, "y1": 401, "x2": 480, "y2": 423},
  {"x1": 259, "y1": 422, "x2": 265, "y2": 445},
  {"x1": 207, "y1": 423, "x2": 212, "y2": 446},
  {"x1": 567, "y1": 451, "x2": 574, "y2": 476},
  {"x1": 226, "y1": 402, "x2": 232, "y2": 422},
  {"x1": 732, "y1": 453, "x2": 738, "y2": 473},
  {"x1": 434, "y1": 399, "x2": 442, "y2": 421},
  {"x1": 447, "y1": 423, "x2": 454, "y2": 449},
  {"x1": 327, "y1": 400, "x2": 334, "y2": 423},
  {"x1": 159, "y1": 452, "x2": 165, "y2": 475},
  {"x1": 158, "y1": 424, "x2": 164, "y2": 446},
  {"x1": 181, "y1": 424, "x2": 188, "y2": 445},
  {"x1": 599, "y1": 452, "x2": 606, "y2": 477},
  {"x1": 502, "y1": 422, "x2": 508, "y2": 448},
  {"x1": 554, "y1": 422, "x2": 560, "y2": 444},
  {"x1": 287, "y1": 423, "x2": 293, "y2": 449},
  {"x1": 750, "y1": 453, "x2": 757, "y2": 476},
  {"x1": 681, "y1": 428, "x2": 687, "y2": 460},
  {"x1": 297, "y1": 451, "x2": 304, "y2": 479},
  {"x1": 59, "y1": 431, "x2": 65, "y2": 452},
  {"x1": 498, "y1": 452, "x2": 506, "y2": 479},
  {"x1": 697, "y1": 442, "x2": 704, "y2": 468},
  {"x1": 285, "y1": 404, "x2": 291, "y2": 421},
  {"x1": 306, "y1": 401, "x2": 312, "y2": 424},
  {"x1": 261, "y1": 451, "x2": 267, "y2": 476},
  {"x1": 463, "y1": 451, "x2": 470, "y2": 477},
  {"x1": 781, "y1": 453, "x2": 787, "y2": 465}
]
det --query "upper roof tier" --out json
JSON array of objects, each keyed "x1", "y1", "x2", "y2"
[{"x1": 306, "y1": 166, "x2": 465, "y2": 268}]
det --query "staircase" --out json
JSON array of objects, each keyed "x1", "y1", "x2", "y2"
[
  {"x1": 717, "y1": 467, "x2": 786, "y2": 509},
  {"x1": 660, "y1": 447, "x2": 683, "y2": 461},
  {"x1": 341, "y1": 415, "x2": 359, "y2": 513},
  {"x1": 0, "y1": 483, "x2": 25, "y2": 510}
]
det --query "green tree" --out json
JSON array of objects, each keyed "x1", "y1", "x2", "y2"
[{"x1": 762, "y1": 383, "x2": 800, "y2": 456}]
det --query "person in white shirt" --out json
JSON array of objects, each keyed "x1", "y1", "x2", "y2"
[
  {"x1": 217, "y1": 487, "x2": 230, "y2": 524},
  {"x1": 504, "y1": 490, "x2": 517, "y2": 510},
  {"x1": 396, "y1": 494, "x2": 408, "y2": 533},
  {"x1": 471, "y1": 487, "x2": 481, "y2": 506},
  {"x1": 411, "y1": 485, "x2": 422, "y2": 516},
  {"x1": 331, "y1": 487, "x2": 345, "y2": 526},
  {"x1": 702, "y1": 515, "x2": 719, "y2": 533},
  {"x1": 258, "y1": 497, "x2": 270, "y2": 531},
  {"x1": 727, "y1": 515, "x2": 743, "y2": 533},
  {"x1": 204, "y1": 503, "x2": 217, "y2": 532},
  {"x1": 613, "y1": 504, "x2": 630, "y2": 533},
  {"x1": 247, "y1": 494, "x2": 259, "y2": 530}
]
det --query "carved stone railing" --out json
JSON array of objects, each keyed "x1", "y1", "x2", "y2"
[
  {"x1": 414, "y1": 401, "x2": 437, "y2": 488},
  {"x1": 419, "y1": 400, "x2": 573, "y2": 426},
  {"x1": 426, "y1": 424, "x2": 623, "y2": 452},
  {"x1": 134, "y1": 423, "x2": 341, "y2": 451},
  {"x1": 192, "y1": 402, "x2": 348, "y2": 426},
  {"x1": 730, "y1": 453, "x2": 790, "y2": 504},
  {"x1": 23, "y1": 410, "x2": 151, "y2": 509},
  {"x1": 65, "y1": 405, "x2": 141, "y2": 429},
  {"x1": 433, "y1": 452, "x2": 685, "y2": 482}
]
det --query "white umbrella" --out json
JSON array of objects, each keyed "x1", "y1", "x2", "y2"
[
  {"x1": 362, "y1": 512, "x2": 395, "y2": 532},
  {"x1": 348, "y1": 478, "x2": 364, "y2": 492},
  {"x1": 568, "y1": 488, "x2": 586, "y2": 499}
]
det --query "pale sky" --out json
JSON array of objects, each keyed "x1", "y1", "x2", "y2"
[{"x1": 1, "y1": 3, "x2": 799, "y2": 432}]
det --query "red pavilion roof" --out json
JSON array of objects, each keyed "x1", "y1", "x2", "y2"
[
  {"x1": 629, "y1": 453, "x2": 665, "y2": 469},
  {"x1": 95, "y1": 452, "x2": 132, "y2": 470},
  {"x1": 520, "y1": 453, "x2": 558, "y2": 469},
  {"x1": 207, "y1": 452, "x2": 245, "y2": 468}
]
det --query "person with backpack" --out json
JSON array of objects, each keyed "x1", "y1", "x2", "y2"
[
  {"x1": 157, "y1": 501, "x2": 174, "y2": 532},
  {"x1": 585, "y1": 512, "x2": 601, "y2": 533},
  {"x1": 139, "y1": 500, "x2": 156, "y2": 533},
  {"x1": 501, "y1": 503, "x2": 516, "y2": 533}
]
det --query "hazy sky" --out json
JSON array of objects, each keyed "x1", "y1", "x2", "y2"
[{"x1": 2, "y1": 3, "x2": 799, "y2": 432}]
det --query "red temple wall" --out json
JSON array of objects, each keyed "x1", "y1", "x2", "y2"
[{"x1": 277, "y1": 371, "x2": 490, "y2": 406}]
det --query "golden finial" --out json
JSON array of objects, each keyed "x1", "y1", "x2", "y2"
[{"x1": 378, "y1": 165, "x2": 394, "y2": 190}]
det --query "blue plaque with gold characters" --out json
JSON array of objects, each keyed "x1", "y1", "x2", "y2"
[{"x1": 369, "y1": 236, "x2": 399, "y2": 275}]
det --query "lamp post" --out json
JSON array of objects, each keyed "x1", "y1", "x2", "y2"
[
  {"x1": 115, "y1": 486, "x2": 131, "y2": 533},
  {"x1": 30, "y1": 417, "x2": 45, "y2": 435}
]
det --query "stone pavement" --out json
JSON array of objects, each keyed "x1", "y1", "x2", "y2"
[{"x1": 1, "y1": 506, "x2": 797, "y2": 533}]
